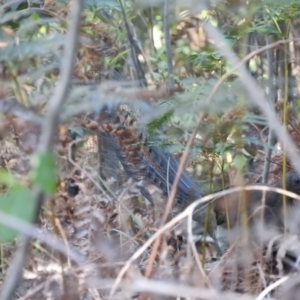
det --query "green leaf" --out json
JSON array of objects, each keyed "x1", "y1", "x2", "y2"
[
  {"x1": 30, "y1": 152, "x2": 57, "y2": 194},
  {"x1": 147, "y1": 110, "x2": 174, "y2": 134},
  {"x1": 0, "y1": 186, "x2": 35, "y2": 243},
  {"x1": 30, "y1": 12, "x2": 40, "y2": 20},
  {"x1": 234, "y1": 154, "x2": 247, "y2": 170},
  {"x1": 0, "y1": 169, "x2": 17, "y2": 186}
]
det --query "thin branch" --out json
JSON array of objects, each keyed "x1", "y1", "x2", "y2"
[
  {"x1": 203, "y1": 23, "x2": 300, "y2": 178},
  {"x1": 163, "y1": 0, "x2": 174, "y2": 92},
  {"x1": 119, "y1": 0, "x2": 146, "y2": 87},
  {"x1": 110, "y1": 184, "x2": 300, "y2": 296},
  {"x1": 144, "y1": 35, "x2": 300, "y2": 279},
  {"x1": 124, "y1": 278, "x2": 257, "y2": 300},
  {"x1": 0, "y1": 0, "x2": 83, "y2": 298},
  {"x1": 206, "y1": 37, "x2": 300, "y2": 104},
  {"x1": 255, "y1": 276, "x2": 289, "y2": 300},
  {"x1": 0, "y1": 98, "x2": 42, "y2": 125},
  {"x1": 38, "y1": 15, "x2": 81, "y2": 152},
  {"x1": 262, "y1": 33, "x2": 276, "y2": 184},
  {"x1": 0, "y1": 210, "x2": 84, "y2": 264}
]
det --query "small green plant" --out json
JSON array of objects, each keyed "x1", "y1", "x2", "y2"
[{"x1": 0, "y1": 152, "x2": 57, "y2": 243}]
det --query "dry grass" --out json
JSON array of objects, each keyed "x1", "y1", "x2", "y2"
[
  {"x1": 1, "y1": 1, "x2": 300, "y2": 298},
  {"x1": 1, "y1": 99, "x2": 300, "y2": 299}
]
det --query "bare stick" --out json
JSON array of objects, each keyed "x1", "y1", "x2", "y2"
[
  {"x1": 119, "y1": 0, "x2": 146, "y2": 86},
  {"x1": 163, "y1": 0, "x2": 175, "y2": 92},
  {"x1": 0, "y1": 1, "x2": 83, "y2": 299},
  {"x1": 110, "y1": 184, "x2": 300, "y2": 296},
  {"x1": 203, "y1": 23, "x2": 300, "y2": 177},
  {"x1": 0, "y1": 211, "x2": 84, "y2": 264},
  {"x1": 144, "y1": 28, "x2": 298, "y2": 281},
  {"x1": 255, "y1": 276, "x2": 289, "y2": 300}
]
